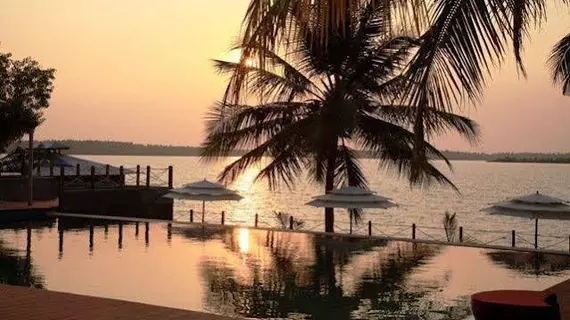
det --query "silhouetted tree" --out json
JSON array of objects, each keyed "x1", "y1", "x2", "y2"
[{"x1": 0, "y1": 51, "x2": 55, "y2": 150}]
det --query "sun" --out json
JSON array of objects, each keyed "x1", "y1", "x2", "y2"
[{"x1": 244, "y1": 58, "x2": 255, "y2": 67}]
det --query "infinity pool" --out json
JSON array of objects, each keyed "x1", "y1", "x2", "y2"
[{"x1": 0, "y1": 216, "x2": 569, "y2": 319}]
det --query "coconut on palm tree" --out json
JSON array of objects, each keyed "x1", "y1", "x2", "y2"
[{"x1": 202, "y1": 3, "x2": 478, "y2": 233}]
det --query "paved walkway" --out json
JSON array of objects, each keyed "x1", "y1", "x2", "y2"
[{"x1": 0, "y1": 285, "x2": 236, "y2": 320}]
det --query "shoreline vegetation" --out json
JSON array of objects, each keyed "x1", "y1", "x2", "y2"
[{"x1": 18, "y1": 140, "x2": 570, "y2": 163}]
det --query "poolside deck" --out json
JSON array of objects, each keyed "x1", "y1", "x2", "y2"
[
  {"x1": 548, "y1": 278, "x2": 570, "y2": 319},
  {"x1": 0, "y1": 284, "x2": 236, "y2": 320}
]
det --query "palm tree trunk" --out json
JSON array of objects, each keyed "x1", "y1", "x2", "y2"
[{"x1": 325, "y1": 154, "x2": 335, "y2": 233}]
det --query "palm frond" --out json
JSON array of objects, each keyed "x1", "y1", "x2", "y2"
[
  {"x1": 215, "y1": 115, "x2": 315, "y2": 188},
  {"x1": 201, "y1": 101, "x2": 311, "y2": 159},
  {"x1": 549, "y1": 33, "x2": 570, "y2": 95},
  {"x1": 213, "y1": 59, "x2": 316, "y2": 102},
  {"x1": 356, "y1": 111, "x2": 457, "y2": 190},
  {"x1": 334, "y1": 144, "x2": 367, "y2": 189}
]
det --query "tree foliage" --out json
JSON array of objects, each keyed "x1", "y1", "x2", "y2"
[{"x1": 0, "y1": 51, "x2": 56, "y2": 150}]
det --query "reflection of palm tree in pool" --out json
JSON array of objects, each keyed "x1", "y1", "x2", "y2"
[{"x1": 199, "y1": 229, "x2": 466, "y2": 319}]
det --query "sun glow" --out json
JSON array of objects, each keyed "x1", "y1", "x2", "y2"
[{"x1": 224, "y1": 49, "x2": 255, "y2": 67}]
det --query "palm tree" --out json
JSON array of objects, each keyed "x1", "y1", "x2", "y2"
[
  {"x1": 236, "y1": 0, "x2": 557, "y2": 179},
  {"x1": 202, "y1": 3, "x2": 478, "y2": 233},
  {"x1": 549, "y1": 34, "x2": 570, "y2": 95}
]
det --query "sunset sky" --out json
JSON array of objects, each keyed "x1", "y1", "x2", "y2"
[{"x1": 1, "y1": 1, "x2": 570, "y2": 153}]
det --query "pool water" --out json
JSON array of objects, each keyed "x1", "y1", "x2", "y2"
[{"x1": 0, "y1": 216, "x2": 569, "y2": 319}]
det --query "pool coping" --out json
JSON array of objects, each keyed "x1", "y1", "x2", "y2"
[{"x1": 48, "y1": 212, "x2": 570, "y2": 257}]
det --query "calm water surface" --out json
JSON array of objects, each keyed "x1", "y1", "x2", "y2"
[
  {"x1": 82, "y1": 156, "x2": 570, "y2": 249},
  {"x1": 0, "y1": 217, "x2": 569, "y2": 319}
]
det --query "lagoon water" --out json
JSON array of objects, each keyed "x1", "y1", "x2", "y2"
[{"x1": 83, "y1": 155, "x2": 570, "y2": 250}]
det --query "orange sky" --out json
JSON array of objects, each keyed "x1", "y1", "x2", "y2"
[{"x1": 1, "y1": 1, "x2": 570, "y2": 152}]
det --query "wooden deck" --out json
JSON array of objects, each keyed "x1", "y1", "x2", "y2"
[{"x1": 0, "y1": 284, "x2": 236, "y2": 320}]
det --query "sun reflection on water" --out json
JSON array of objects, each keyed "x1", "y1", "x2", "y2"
[{"x1": 237, "y1": 228, "x2": 250, "y2": 254}]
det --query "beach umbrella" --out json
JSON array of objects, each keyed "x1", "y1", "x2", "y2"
[
  {"x1": 306, "y1": 186, "x2": 397, "y2": 233},
  {"x1": 482, "y1": 191, "x2": 570, "y2": 249},
  {"x1": 163, "y1": 179, "x2": 243, "y2": 223}
]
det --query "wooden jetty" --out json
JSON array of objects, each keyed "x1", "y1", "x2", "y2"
[
  {"x1": 0, "y1": 164, "x2": 175, "y2": 221},
  {"x1": 0, "y1": 284, "x2": 236, "y2": 320}
]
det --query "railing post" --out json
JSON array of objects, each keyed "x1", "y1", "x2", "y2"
[
  {"x1": 136, "y1": 165, "x2": 141, "y2": 186},
  {"x1": 368, "y1": 221, "x2": 372, "y2": 236},
  {"x1": 36, "y1": 164, "x2": 41, "y2": 176},
  {"x1": 168, "y1": 166, "x2": 173, "y2": 188},
  {"x1": 59, "y1": 165, "x2": 65, "y2": 211},
  {"x1": 105, "y1": 164, "x2": 110, "y2": 176},
  {"x1": 76, "y1": 163, "x2": 80, "y2": 176},
  {"x1": 289, "y1": 216, "x2": 293, "y2": 230},
  {"x1": 255, "y1": 214, "x2": 258, "y2": 228},
  {"x1": 221, "y1": 211, "x2": 225, "y2": 225},
  {"x1": 412, "y1": 223, "x2": 416, "y2": 240},
  {"x1": 459, "y1": 226, "x2": 463, "y2": 243},
  {"x1": 190, "y1": 209, "x2": 194, "y2": 223},
  {"x1": 90, "y1": 166, "x2": 95, "y2": 189},
  {"x1": 146, "y1": 165, "x2": 151, "y2": 187},
  {"x1": 512, "y1": 230, "x2": 516, "y2": 247},
  {"x1": 49, "y1": 162, "x2": 54, "y2": 176},
  {"x1": 119, "y1": 166, "x2": 125, "y2": 187}
]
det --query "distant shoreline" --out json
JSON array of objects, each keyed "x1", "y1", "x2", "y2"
[
  {"x1": 16, "y1": 139, "x2": 570, "y2": 163},
  {"x1": 488, "y1": 158, "x2": 570, "y2": 164}
]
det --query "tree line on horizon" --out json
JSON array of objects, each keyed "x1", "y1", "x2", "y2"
[{"x1": 18, "y1": 139, "x2": 570, "y2": 162}]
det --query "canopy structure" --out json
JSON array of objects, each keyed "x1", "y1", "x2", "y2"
[
  {"x1": 482, "y1": 191, "x2": 570, "y2": 249},
  {"x1": 163, "y1": 179, "x2": 243, "y2": 223},
  {"x1": 306, "y1": 186, "x2": 397, "y2": 233}
]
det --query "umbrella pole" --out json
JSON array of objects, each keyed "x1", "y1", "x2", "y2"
[
  {"x1": 534, "y1": 218, "x2": 538, "y2": 250},
  {"x1": 202, "y1": 201, "x2": 205, "y2": 224}
]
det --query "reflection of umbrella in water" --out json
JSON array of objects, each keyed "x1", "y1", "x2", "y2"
[
  {"x1": 171, "y1": 224, "x2": 228, "y2": 241},
  {"x1": 482, "y1": 192, "x2": 570, "y2": 249},
  {"x1": 306, "y1": 186, "x2": 397, "y2": 233},
  {"x1": 164, "y1": 179, "x2": 243, "y2": 224},
  {"x1": 487, "y1": 250, "x2": 570, "y2": 276}
]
